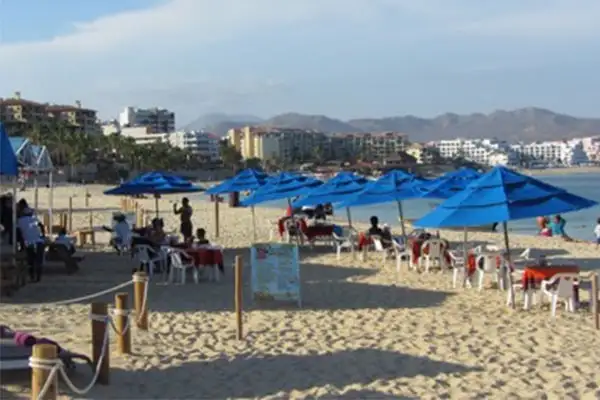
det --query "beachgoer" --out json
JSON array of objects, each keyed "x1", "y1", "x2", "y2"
[
  {"x1": 537, "y1": 216, "x2": 549, "y2": 234},
  {"x1": 54, "y1": 227, "x2": 75, "y2": 255},
  {"x1": 314, "y1": 204, "x2": 327, "y2": 221},
  {"x1": 491, "y1": 222, "x2": 498, "y2": 232},
  {"x1": 550, "y1": 214, "x2": 571, "y2": 241},
  {"x1": 17, "y1": 209, "x2": 45, "y2": 282},
  {"x1": 110, "y1": 213, "x2": 132, "y2": 254},
  {"x1": 0, "y1": 195, "x2": 13, "y2": 244},
  {"x1": 173, "y1": 197, "x2": 193, "y2": 242},
  {"x1": 195, "y1": 228, "x2": 210, "y2": 246},
  {"x1": 368, "y1": 216, "x2": 383, "y2": 236},
  {"x1": 594, "y1": 218, "x2": 600, "y2": 247}
]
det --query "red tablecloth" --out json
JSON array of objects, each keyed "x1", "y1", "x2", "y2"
[
  {"x1": 185, "y1": 248, "x2": 224, "y2": 267},
  {"x1": 358, "y1": 233, "x2": 372, "y2": 250},
  {"x1": 521, "y1": 265, "x2": 580, "y2": 290},
  {"x1": 409, "y1": 239, "x2": 451, "y2": 266},
  {"x1": 304, "y1": 225, "x2": 334, "y2": 241},
  {"x1": 467, "y1": 253, "x2": 502, "y2": 276}
]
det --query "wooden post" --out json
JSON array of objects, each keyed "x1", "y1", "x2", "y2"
[
  {"x1": 361, "y1": 245, "x2": 368, "y2": 262},
  {"x1": 235, "y1": 255, "x2": 243, "y2": 340},
  {"x1": 67, "y1": 197, "x2": 73, "y2": 232},
  {"x1": 90, "y1": 302, "x2": 110, "y2": 385},
  {"x1": 592, "y1": 273, "x2": 599, "y2": 330},
  {"x1": 85, "y1": 190, "x2": 90, "y2": 208},
  {"x1": 133, "y1": 272, "x2": 148, "y2": 330},
  {"x1": 214, "y1": 199, "x2": 220, "y2": 238},
  {"x1": 115, "y1": 293, "x2": 132, "y2": 354},
  {"x1": 31, "y1": 344, "x2": 58, "y2": 400}
]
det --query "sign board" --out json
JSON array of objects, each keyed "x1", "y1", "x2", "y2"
[{"x1": 250, "y1": 243, "x2": 301, "y2": 307}]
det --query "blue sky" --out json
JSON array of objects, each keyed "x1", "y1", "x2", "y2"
[{"x1": 1, "y1": 0, "x2": 599, "y2": 126}]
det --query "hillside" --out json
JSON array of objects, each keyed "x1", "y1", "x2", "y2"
[{"x1": 185, "y1": 108, "x2": 600, "y2": 142}]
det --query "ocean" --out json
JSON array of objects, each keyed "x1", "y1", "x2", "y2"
[{"x1": 250, "y1": 172, "x2": 600, "y2": 242}]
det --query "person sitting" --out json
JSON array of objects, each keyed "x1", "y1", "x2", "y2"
[
  {"x1": 314, "y1": 204, "x2": 327, "y2": 221},
  {"x1": 195, "y1": 228, "x2": 210, "y2": 246},
  {"x1": 367, "y1": 216, "x2": 383, "y2": 237},
  {"x1": 54, "y1": 227, "x2": 75, "y2": 255},
  {"x1": 550, "y1": 214, "x2": 572, "y2": 241},
  {"x1": 147, "y1": 218, "x2": 166, "y2": 245},
  {"x1": 537, "y1": 216, "x2": 550, "y2": 235},
  {"x1": 380, "y1": 224, "x2": 394, "y2": 248},
  {"x1": 323, "y1": 203, "x2": 333, "y2": 216},
  {"x1": 109, "y1": 213, "x2": 132, "y2": 254}
]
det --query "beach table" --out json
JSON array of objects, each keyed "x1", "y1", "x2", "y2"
[
  {"x1": 520, "y1": 264, "x2": 581, "y2": 309},
  {"x1": 303, "y1": 224, "x2": 334, "y2": 241},
  {"x1": 185, "y1": 247, "x2": 224, "y2": 282}
]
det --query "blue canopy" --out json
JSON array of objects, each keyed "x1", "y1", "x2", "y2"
[
  {"x1": 338, "y1": 170, "x2": 427, "y2": 208},
  {"x1": 415, "y1": 166, "x2": 598, "y2": 228},
  {"x1": 0, "y1": 123, "x2": 18, "y2": 176},
  {"x1": 240, "y1": 172, "x2": 322, "y2": 206},
  {"x1": 417, "y1": 167, "x2": 482, "y2": 199},
  {"x1": 205, "y1": 168, "x2": 269, "y2": 195},
  {"x1": 292, "y1": 171, "x2": 369, "y2": 207},
  {"x1": 104, "y1": 171, "x2": 204, "y2": 196}
]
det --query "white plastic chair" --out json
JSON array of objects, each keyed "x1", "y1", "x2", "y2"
[
  {"x1": 541, "y1": 272, "x2": 579, "y2": 317},
  {"x1": 371, "y1": 236, "x2": 390, "y2": 263},
  {"x1": 333, "y1": 229, "x2": 355, "y2": 260},
  {"x1": 390, "y1": 238, "x2": 411, "y2": 276},
  {"x1": 449, "y1": 250, "x2": 471, "y2": 289},
  {"x1": 133, "y1": 245, "x2": 163, "y2": 279},
  {"x1": 476, "y1": 252, "x2": 502, "y2": 291},
  {"x1": 420, "y1": 239, "x2": 445, "y2": 272},
  {"x1": 168, "y1": 248, "x2": 198, "y2": 284}
]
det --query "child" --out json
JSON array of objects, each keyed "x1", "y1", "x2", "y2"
[
  {"x1": 54, "y1": 227, "x2": 75, "y2": 255},
  {"x1": 195, "y1": 228, "x2": 210, "y2": 246},
  {"x1": 594, "y1": 218, "x2": 600, "y2": 247}
]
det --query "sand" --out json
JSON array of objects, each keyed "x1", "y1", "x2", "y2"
[{"x1": 1, "y1": 184, "x2": 600, "y2": 399}]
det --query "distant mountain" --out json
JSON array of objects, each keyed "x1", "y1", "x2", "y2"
[
  {"x1": 182, "y1": 113, "x2": 263, "y2": 132},
  {"x1": 187, "y1": 108, "x2": 600, "y2": 142}
]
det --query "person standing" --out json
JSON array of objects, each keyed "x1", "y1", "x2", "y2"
[
  {"x1": 594, "y1": 217, "x2": 600, "y2": 247},
  {"x1": 16, "y1": 206, "x2": 45, "y2": 282},
  {"x1": 173, "y1": 197, "x2": 193, "y2": 242}
]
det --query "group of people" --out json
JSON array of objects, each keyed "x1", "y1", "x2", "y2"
[{"x1": 537, "y1": 214, "x2": 572, "y2": 240}]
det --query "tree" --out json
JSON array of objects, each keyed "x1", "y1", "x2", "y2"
[
  {"x1": 244, "y1": 157, "x2": 262, "y2": 170},
  {"x1": 219, "y1": 141, "x2": 242, "y2": 171}
]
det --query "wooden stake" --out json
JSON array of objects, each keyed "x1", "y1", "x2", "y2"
[
  {"x1": 214, "y1": 199, "x2": 220, "y2": 238},
  {"x1": 235, "y1": 255, "x2": 243, "y2": 340},
  {"x1": 361, "y1": 244, "x2": 368, "y2": 262},
  {"x1": 67, "y1": 197, "x2": 73, "y2": 232},
  {"x1": 115, "y1": 292, "x2": 132, "y2": 354},
  {"x1": 31, "y1": 344, "x2": 58, "y2": 400},
  {"x1": 133, "y1": 272, "x2": 148, "y2": 330},
  {"x1": 592, "y1": 273, "x2": 599, "y2": 330},
  {"x1": 90, "y1": 302, "x2": 110, "y2": 385}
]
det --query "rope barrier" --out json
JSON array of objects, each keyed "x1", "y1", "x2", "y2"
[
  {"x1": 0, "y1": 280, "x2": 135, "y2": 309},
  {"x1": 108, "y1": 309, "x2": 132, "y2": 337},
  {"x1": 29, "y1": 314, "x2": 111, "y2": 400}
]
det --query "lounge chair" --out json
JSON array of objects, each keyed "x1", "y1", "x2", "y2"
[{"x1": 0, "y1": 337, "x2": 92, "y2": 372}]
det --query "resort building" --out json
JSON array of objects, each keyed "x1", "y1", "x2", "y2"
[
  {"x1": 510, "y1": 140, "x2": 590, "y2": 166},
  {"x1": 430, "y1": 138, "x2": 516, "y2": 166},
  {"x1": 118, "y1": 106, "x2": 176, "y2": 133},
  {"x1": 167, "y1": 131, "x2": 221, "y2": 162}
]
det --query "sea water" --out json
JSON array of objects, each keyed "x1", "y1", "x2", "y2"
[{"x1": 247, "y1": 172, "x2": 600, "y2": 242}]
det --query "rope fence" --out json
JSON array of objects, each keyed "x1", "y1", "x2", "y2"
[{"x1": 7, "y1": 271, "x2": 151, "y2": 400}]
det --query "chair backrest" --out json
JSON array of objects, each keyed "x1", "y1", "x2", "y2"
[
  {"x1": 548, "y1": 272, "x2": 579, "y2": 298},
  {"x1": 372, "y1": 236, "x2": 385, "y2": 252},
  {"x1": 448, "y1": 250, "x2": 465, "y2": 266},
  {"x1": 476, "y1": 253, "x2": 499, "y2": 271},
  {"x1": 134, "y1": 245, "x2": 153, "y2": 263},
  {"x1": 170, "y1": 251, "x2": 184, "y2": 267},
  {"x1": 423, "y1": 239, "x2": 443, "y2": 257}
]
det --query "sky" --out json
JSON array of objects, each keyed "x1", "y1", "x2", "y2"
[{"x1": 1, "y1": 0, "x2": 599, "y2": 126}]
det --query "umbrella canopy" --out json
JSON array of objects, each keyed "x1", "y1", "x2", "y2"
[
  {"x1": 205, "y1": 168, "x2": 269, "y2": 195},
  {"x1": 292, "y1": 171, "x2": 369, "y2": 207},
  {"x1": 240, "y1": 172, "x2": 322, "y2": 206},
  {"x1": 338, "y1": 170, "x2": 427, "y2": 208},
  {"x1": 104, "y1": 171, "x2": 204, "y2": 196},
  {"x1": 416, "y1": 167, "x2": 482, "y2": 199},
  {"x1": 415, "y1": 166, "x2": 598, "y2": 228},
  {"x1": 0, "y1": 123, "x2": 18, "y2": 176}
]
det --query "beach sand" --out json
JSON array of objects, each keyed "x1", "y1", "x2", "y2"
[{"x1": 1, "y1": 184, "x2": 599, "y2": 399}]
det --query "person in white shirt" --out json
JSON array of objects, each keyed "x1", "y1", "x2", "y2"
[
  {"x1": 594, "y1": 217, "x2": 600, "y2": 247},
  {"x1": 110, "y1": 213, "x2": 132, "y2": 254},
  {"x1": 16, "y1": 209, "x2": 45, "y2": 282},
  {"x1": 54, "y1": 227, "x2": 76, "y2": 255}
]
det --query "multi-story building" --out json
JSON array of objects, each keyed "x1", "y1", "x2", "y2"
[
  {"x1": 510, "y1": 140, "x2": 589, "y2": 166},
  {"x1": 405, "y1": 143, "x2": 441, "y2": 164},
  {"x1": 168, "y1": 131, "x2": 221, "y2": 161},
  {"x1": 576, "y1": 136, "x2": 600, "y2": 162},
  {"x1": 431, "y1": 138, "x2": 516, "y2": 166},
  {"x1": 119, "y1": 126, "x2": 168, "y2": 145},
  {"x1": 119, "y1": 106, "x2": 175, "y2": 133},
  {"x1": 0, "y1": 91, "x2": 100, "y2": 136}
]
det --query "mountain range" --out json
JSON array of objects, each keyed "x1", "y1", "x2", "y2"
[{"x1": 182, "y1": 108, "x2": 600, "y2": 142}]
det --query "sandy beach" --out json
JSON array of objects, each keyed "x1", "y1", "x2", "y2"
[{"x1": 1, "y1": 184, "x2": 599, "y2": 399}]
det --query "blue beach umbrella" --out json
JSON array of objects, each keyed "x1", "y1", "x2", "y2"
[
  {"x1": 240, "y1": 172, "x2": 322, "y2": 207},
  {"x1": 104, "y1": 171, "x2": 204, "y2": 216},
  {"x1": 0, "y1": 123, "x2": 18, "y2": 177},
  {"x1": 419, "y1": 167, "x2": 482, "y2": 199},
  {"x1": 205, "y1": 168, "x2": 269, "y2": 194}
]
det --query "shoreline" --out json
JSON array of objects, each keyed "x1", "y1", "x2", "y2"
[{"x1": 518, "y1": 166, "x2": 600, "y2": 176}]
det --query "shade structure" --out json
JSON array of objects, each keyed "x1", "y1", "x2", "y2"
[
  {"x1": 240, "y1": 172, "x2": 322, "y2": 206},
  {"x1": 417, "y1": 167, "x2": 481, "y2": 199},
  {"x1": 291, "y1": 171, "x2": 369, "y2": 207},
  {"x1": 0, "y1": 123, "x2": 18, "y2": 176},
  {"x1": 338, "y1": 170, "x2": 427, "y2": 208},
  {"x1": 414, "y1": 166, "x2": 598, "y2": 228},
  {"x1": 205, "y1": 168, "x2": 269, "y2": 195},
  {"x1": 104, "y1": 171, "x2": 204, "y2": 196}
]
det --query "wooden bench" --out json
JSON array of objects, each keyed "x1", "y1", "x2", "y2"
[{"x1": 75, "y1": 229, "x2": 96, "y2": 247}]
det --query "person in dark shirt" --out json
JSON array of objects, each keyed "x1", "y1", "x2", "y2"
[
  {"x1": 368, "y1": 216, "x2": 383, "y2": 236},
  {"x1": 314, "y1": 204, "x2": 327, "y2": 221},
  {"x1": 174, "y1": 197, "x2": 193, "y2": 242},
  {"x1": 195, "y1": 228, "x2": 210, "y2": 245}
]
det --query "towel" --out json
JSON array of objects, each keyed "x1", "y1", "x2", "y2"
[{"x1": 14, "y1": 331, "x2": 36, "y2": 347}]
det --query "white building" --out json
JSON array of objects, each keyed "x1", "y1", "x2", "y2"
[
  {"x1": 167, "y1": 131, "x2": 221, "y2": 161},
  {"x1": 118, "y1": 106, "x2": 175, "y2": 133},
  {"x1": 431, "y1": 138, "x2": 516, "y2": 166},
  {"x1": 120, "y1": 126, "x2": 168, "y2": 145},
  {"x1": 577, "y1": 136, "x2": 600, "y2": 162},
  {"x1": 511, "y1": 140, "x2": 589, "y2": 166}
]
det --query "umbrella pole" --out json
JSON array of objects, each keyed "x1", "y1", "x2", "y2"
[
  {"x1": 346, "y1": 207, "x2": 352, "y2": 228},
  {"x1": 251, "y1": 206, "x2": 257, "y2": 242},
  {"x1": 287, "y1": 198, "x2": 301, "y2": 245},
  {"x1": 155, "y1": 197, "x2": 159, "y2": 218},
  {"x1": 463, "y1": 227, "x2": 468, "y2": 257},
  {"x1": 214, "y1": 197, "x2": 220, "y2": 238},
  {"x1": 503, "y1": 222, "x2": 516, "y2": 310},
  {"x1": 12, "y1": 178, "x2": 17, "y2": 253},
  {"x1": 48, "y1": 171, "x2": 53, "y2": 226},
  {"x1": 396, "y1": 200, "x2": 407, "y2": 244},
  {"x1": 33, "y1": 168, "x2": 39, "y2": 210}
]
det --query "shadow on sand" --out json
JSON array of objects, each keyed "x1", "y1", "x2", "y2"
[{"x1": 82, "y1": 348, "x2": 482, "y2": 399}]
